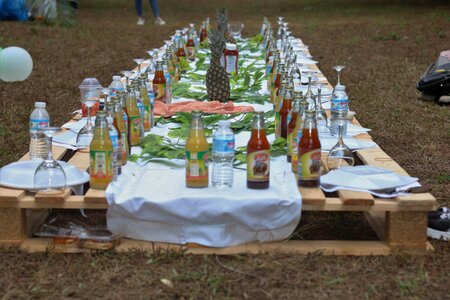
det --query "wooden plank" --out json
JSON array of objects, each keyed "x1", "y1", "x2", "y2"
[
  {"x1": 395, "y1": 193, "x2": 437, "y2": 207},
  {"x1": 0, "y1": 188, "x2": 25, "y2": 203},
  {"x1": 67, "y1": 151, "x2": 89, "y2": 171},
  {"x1": 104, "y1": 239, "x2": 392, "y2": 256},
  {"x1": 35, "y1": 188, "x2": 71, "y2": 203},
  {"x1": 299, "y1": 187, "x2": 326, "y2": 205},
  {"x1": 386, "y1": 211, "x2": 428, "y2": 253},
  {"x1": 0, "y1": 195, "x2": 108, "y2": 209},
  {"x1": 356, "y1": 147, "x2": 409, "y2": 176},
  {"x1": 363, "y1": 211, "x2": 386, "y2": 240},
  {"x1": 84, "y1": 189, "x2": 107, "y2": 204},
  {"x1": 338, "y1": 190, "x2": 374, "y2": 206},
  {"x1": 0, "y1": 208, "x2": 26, "y2": 244}
]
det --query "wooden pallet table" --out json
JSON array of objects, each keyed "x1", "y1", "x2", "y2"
[
  {"x1": 0, "y1": 39, "x2": 437, "y2": 255},
  {"x1": 0, "y1": 121, "x2": 436, "y2": 255}
]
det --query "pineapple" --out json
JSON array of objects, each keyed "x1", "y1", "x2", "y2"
[
  {"x1": 206, "y1": 29, "x2": 230, "y2": 102},
  {"x1": 216, "y1": 8, "x2": 236, "y2": 44}
]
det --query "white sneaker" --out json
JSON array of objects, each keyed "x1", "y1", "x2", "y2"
[
  {"x1": 155, "y1": 17, "x2": 166, "y2": 26},
  {"x1": 137, "y1": 17, "x2": 145, "y2": 26}
]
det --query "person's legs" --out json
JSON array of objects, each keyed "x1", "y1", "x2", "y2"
[
  {"x1": 135, "y1": 0, "x2": 144, "y2": 17},
  {"x1": 149, "y1": 0, "x2": 160, "y2": 17}
]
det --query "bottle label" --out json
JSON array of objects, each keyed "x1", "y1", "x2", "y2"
[
  {"x1": 247, "y1": 150, "x2": 270, "y2": 182},
  {"x1": 121, "y1": 131, "x2": 128, "y2": 160},
  {"x1": 143, "y1": 105, "x2": 151, "y2": 130},
  {"x1": 90, "y1": 150, "x2": 113, "y2": 179},
  {"x1": 213, "y1": 137, "x2": 235, "y2": 154},
  {"x1": 186, "y1": 46, "x2": 196, "y2": 60},
  {"x1": 186, "y1": 150, "x2": 209, "y2": 180},
  {"x1": 298, "y1": 149, "x2": 321, "y2": 180},
  {"x1": 287, "y1": 131, "x2": 294, "y2": 156},
  {"x1": 274, "y1": 112, "x2": 280, "y2": 138},
  {"x1": 153, "y1": 83, "x2": 166, "y2": 102},
  {"x1": 129, "y1": 115, "x2": 141, "y2": 144},
  {"x1": 109, "y1": 130, "x2": 119, "y2": 149},
  {"x1": 331, "y1": 98, "x2": 349, "y2": 111},
  {"x1": 30, "y1": 118, "x2": 49, "y2": 131},
  {"x1": 225, "y1": 55, "x2": 237, "y2": 74}
]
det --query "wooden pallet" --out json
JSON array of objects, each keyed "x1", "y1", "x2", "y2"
[
  {"x1": 0, "y1": 40, "x2": 437, "y2": 255},
  {"x1": 0, "y1": 123, "x2": 436, "y2": 255}
]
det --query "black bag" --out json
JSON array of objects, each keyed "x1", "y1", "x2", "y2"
[{"x1": 417, "y1": 50, "x2": 450, "y2": 102}]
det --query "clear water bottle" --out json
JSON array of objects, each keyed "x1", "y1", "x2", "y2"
[
  {"x1": 330, "y1": 84, "x2": 349, "y2": 136},
  {"x1": 148, "y1": 89, "x2": 155, "y2": 127},
  {"x1": 29, "y1": 102, "x2": 50, "y2": 160},
  {"x1": 106, "y1": 117, "x2": 121, "y2": 181},
  {"x1": 109, "y1": 75, "x2": 125, "y2": 95},
  {"x1": 212, "y1": 120, "x2": 235, "y2": 188}
]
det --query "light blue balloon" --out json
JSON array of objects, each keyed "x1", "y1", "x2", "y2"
[{"x1": 0, "y1": 46, "x2": 33, "y2": 82}]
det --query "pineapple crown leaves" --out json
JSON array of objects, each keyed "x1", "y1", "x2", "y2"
[{"x1": 208, "y1": 29, "x2": 225, "y2": 59}]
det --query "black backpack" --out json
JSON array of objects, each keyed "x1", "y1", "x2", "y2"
[{"x1": 417, "y1": 50, "x2": 450, "y2": 103}]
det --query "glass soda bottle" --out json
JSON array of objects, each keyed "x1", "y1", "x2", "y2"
[
  {"x1": 89, "y1": 111, "x2": 114, "y2": 190},
  {"x1": 139, "y1": 75, "x2": 151, "y2": 131},
  {"x1": 153, "y1": 61, "x2": 167, "y2": 102},
  {"x1": 162, "y1": 58, "x2": 173, "y2": 104},
  {"x1": 298, "y1": 110, "x2": 322, "y2": 187},
  {"x1": 29, "y1": 102, "x2": 50, "y2": 160},
  {"x1": 185, "y1": 30, "x2": 197, "y2": 62},
  {"x1": 212, "y1": 120, "x2": 235, "y2": 188},
  {"x1": 185, "y1": 111, "x2": 209, "y2": 188},
  {"x1": 132, "y1": 83, "x2": 145, "y2": 138},
  {"x1": 279, "y1": 86, "x2": 293, "y2": 139},
  {"x1": 124, "y1": 87, "x2": 141, "y2": 146},
  {"x1": 176, "y1": 39, "x2": 188, "y2": 74},
  {"x1": 287, "y1": 91, "x2": 301, "y2": 162},
  {"x1": 106, "y1": 116, "x2": 121, "y2": 181},
  {"x1": 112, "y1": 97, "x2": 129, "y2": 164},
  {"x1": 247, "y1": 112, "x2": 270, "y2": 189},
  {"x1": 291, "y1": 92, "x2": 307, "y2": 173}
]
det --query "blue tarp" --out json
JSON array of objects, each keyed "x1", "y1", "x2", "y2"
[{"x1": 0, "y1": 0, "x2": 29, "y2": 21}]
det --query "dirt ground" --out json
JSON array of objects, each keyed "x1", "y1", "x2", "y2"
[{"x1": 0, "y1": 0, "x2": 449, "y2": 299}]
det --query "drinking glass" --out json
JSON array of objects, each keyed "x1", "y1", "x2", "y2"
[
  {"x1": 228, "y1": 23, "x2": 244, "y2": 39},
  {"x1": 146, "y1": 50, "x2": 158, "y2": 73},
  {"x1": 34, "y1": 127, "x2": 67, "y2": 194},
  {"x1": 327, "y1": 123, "x2": 354, "y2": 171},
  {"x1": 120, "y1": 70, "x2": 132, "y2": 91},
  {"x1": 133, "y1": 58, "x2": 145, "y2": 74},
  {"x1": 333, "y1": 65, "x2": 346, "y2": 86},
  {"x1": 101, "y1": 87, "x2": 111, "y2": 103},
  {"x1": 76, "y1": 98, "x2": 98, "y2": 149},
  {"x1": 315, "y1": 85, "x2": 328, "y2": 134}
]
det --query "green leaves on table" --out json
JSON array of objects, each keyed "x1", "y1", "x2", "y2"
[
  {"x1": 131, "y1": 134, "x2": 186, "y2": 163},
  {"x1": 172, "y1": 82, "x2": 208, "y2": 100},
  {"x1": 233, "y1": 137, "x2": 287, "y2": 167}
]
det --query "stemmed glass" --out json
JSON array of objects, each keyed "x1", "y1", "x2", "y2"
[
  {"x1": 146, "y1": 50, "x2": 158, "y2": 73},
  {"x1": 120, "y1": 70, "x2": 132, "y2": 91},
  {"x1": 333, "y1": 65, "x2": 346, "y2": 86},
  {"x1": 327, "y1": 123, "x2": 354, "y2": 171},
  {"x1": 76, "y1": 97, "x2": 98, "y2": 149},
  {"x1": 315, "y1": 85, "x2": 328, "y2": 134},
  {"x1": 133, "y1": 58, "x2": 145, "y2": 74},
  {"x1": 228, "y1": 23, "x2": 244, "y2": 39},
  {"x1": 34, "y1": 127, "x2": 67, "y2": 194},
  {"x1": 101, "y1": 87, "x2": 111, "y2": 104}
]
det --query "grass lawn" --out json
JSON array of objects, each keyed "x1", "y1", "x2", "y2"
[{"x1": 0, "y1": 0, "x2": 449, "y2": 298}]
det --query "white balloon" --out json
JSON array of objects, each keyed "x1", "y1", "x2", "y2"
[{"x1": 0, "y1": 47, "x2": 33, "y2": 82}]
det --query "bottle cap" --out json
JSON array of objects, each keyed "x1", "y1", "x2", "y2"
[
  {"x1": 113, "y1": 75, "x2": 121, "y2": 81},
  {"x1": 335, "y1": 84, "x2": 345, "y2": 91},
  {"x1": 35, "y1": 102, "x2": 46, "y2": 108},
  {"x1": 225, "y1": 43, "x2": 237, "y2": 51},
  {"x1": 218, "y1": 120, "x2": 231, "y2": 127}
]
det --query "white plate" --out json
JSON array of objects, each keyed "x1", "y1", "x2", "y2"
[
  {"x1": 0, "y1": 160, "x2": 90, "y2": 190},
  {"x1": 321, "y1": 166, "x2": 418, "y2": 190}
]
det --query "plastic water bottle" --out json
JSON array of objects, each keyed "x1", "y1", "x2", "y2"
[
  {"x1": 212, "y1": 120, "x2": 235, "y2": 188},
  {"x1": 106, "y1": 117, "x2": 121, "y2": 181},
  {"x1": 29, "y1": 102, "x2": 50, "y2": 160},
  {"x1": 109, "y1": 75, "x2": 125, "y2": 95},
  {"x1": 330, "y1": 84, "x2": 349, "y2": 136},
  {"x1": 147, "y1": 89, "x2": 155, "y2": 127}
]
